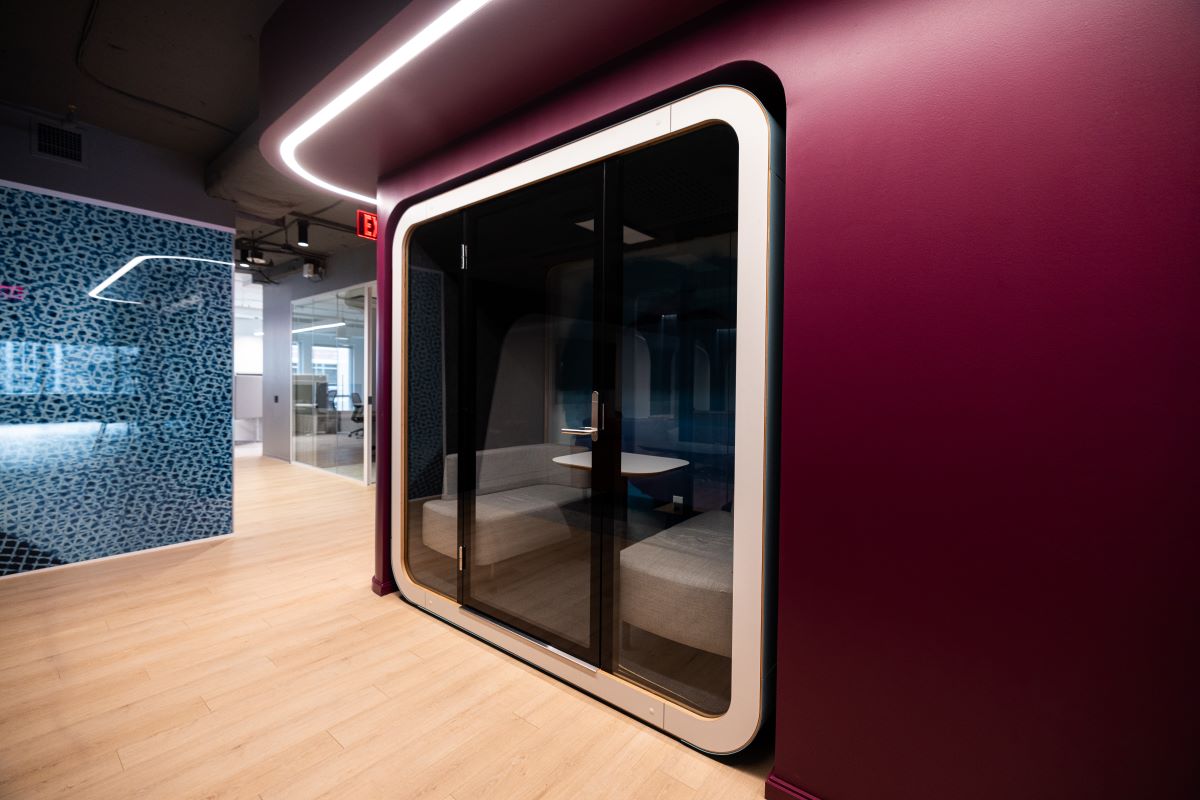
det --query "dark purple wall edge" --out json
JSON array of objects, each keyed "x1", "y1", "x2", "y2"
[{"x1": 374, "y1": 0, "x2": 1200, "y2": 795}]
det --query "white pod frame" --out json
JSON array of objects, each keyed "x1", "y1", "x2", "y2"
[{"x1": 390, "y1": 85, "x2": 780, "y2": 754}]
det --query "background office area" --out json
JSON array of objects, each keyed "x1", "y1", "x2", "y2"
[{"x1": 261, "y1": 247, "x2": 377, "y2": 483}]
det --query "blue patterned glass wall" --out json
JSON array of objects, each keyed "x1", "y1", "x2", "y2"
[
  {"x1": 407, "y1": 265, "x2": 445, "y2": 501},
  {"x1": 0, "y1": 185, "x2": 233, "y2": 576}
]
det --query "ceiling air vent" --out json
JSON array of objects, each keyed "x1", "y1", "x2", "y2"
[{"x1": 33, "y1": 122, "x2": 84, "y2": 164}]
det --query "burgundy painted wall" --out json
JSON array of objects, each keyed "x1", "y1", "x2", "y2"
[{"x1": 375, "y1": 0, "x2": 1200, "y2": 796}]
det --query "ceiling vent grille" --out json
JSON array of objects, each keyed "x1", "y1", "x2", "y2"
[{"x1": 34, "y1": 123, "x2": 84, "y2": 164}]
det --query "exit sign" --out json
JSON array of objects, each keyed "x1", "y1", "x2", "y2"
[{"x1": 356, "y1": 210, "x2": 379, "y2": 241}]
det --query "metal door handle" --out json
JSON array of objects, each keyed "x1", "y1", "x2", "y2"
[
  {"x1": 560, "y1": 427, "x2": 598, "y2": 436},
  {"x1": 560, "y1": 391, "x2": 601, "y2": 441}
]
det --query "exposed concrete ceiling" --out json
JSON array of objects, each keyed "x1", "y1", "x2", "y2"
[
  {"x1": 0, "y1": 0, "x2": 278, "y2": 159},
  {"x1": 0, "y1": 0, "x2": 374, "y2": 259},
  {"x1": 0, "y1": 0, "x2": 732, "y2": 266}
]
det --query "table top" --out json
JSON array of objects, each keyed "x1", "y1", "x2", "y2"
[{"x1": 552, "y1": 451, "x2": 689, "y2": 477}]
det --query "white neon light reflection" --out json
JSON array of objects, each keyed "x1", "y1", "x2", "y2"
[
  {"x1": 278, "y1": 0, "x2": 495, "y2": 205},
  {"x1": 290, "y1": 322, "x2": 346, "y2": 334},
  {"x1": 88, "y1": 255, "x2": 235, "y2": 304}
]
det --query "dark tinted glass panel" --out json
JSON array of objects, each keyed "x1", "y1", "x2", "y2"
[
  {"x1": 464, "y1": 166, "x2": 601, "y2": 662},
  {"x1": 403, "y1": 124, "x2": 743, "y2": 707},
  {"x1": 614, "y1": 124, "x2": 739, "y2": 714}
]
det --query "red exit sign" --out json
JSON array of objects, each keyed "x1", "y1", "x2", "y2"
[
  {"x1": 0, "y1": 284, "x2": 27, "y2": 301},
  {"x1": 356, "y1": 210, "x2": 379, "y2": 241}
]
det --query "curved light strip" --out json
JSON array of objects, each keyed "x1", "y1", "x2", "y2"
[
  {"x1": 88, "y1": 255, "x2": 234, "y2": 305},
  {"x1": 279, "y1": 0, "x2": 496, "y2": 205}
]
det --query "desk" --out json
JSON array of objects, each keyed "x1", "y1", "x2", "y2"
[{"x1": 552, "y1": 451, "x2": 689, "y2": 476}]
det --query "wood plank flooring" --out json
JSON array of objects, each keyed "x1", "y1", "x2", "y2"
[{"x1": 0, "y1": 446, "x2": 771, "y2": 799}]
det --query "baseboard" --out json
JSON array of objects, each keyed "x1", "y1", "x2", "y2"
[
  {"x1": 371, "y1": 575, "x2": 397, "y2": 596},
  {"x1": 765, "y1": 771, "x2": 824, "y2": 800},
  {"x1": 0, "y1": 533, "x2": 234, "y2": 582}
]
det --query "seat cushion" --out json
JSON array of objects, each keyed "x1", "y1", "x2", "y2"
[
  {"x1": 619, "y1": 510, "x2": 733, "y2": 657},
  {"x1": 443, "y1": 443, "x2": 589, "y2": 497},
  {"x1": 422, "y1": 483, "x2": 588, "y2": 566}
]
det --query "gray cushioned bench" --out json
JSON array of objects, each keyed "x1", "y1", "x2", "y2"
[
  {"x1": 619, "y1": 509, "x2": 733, "y2": 658},
  {"x1": 421, "y1": 443, "x2": 589, "y2": 566}
]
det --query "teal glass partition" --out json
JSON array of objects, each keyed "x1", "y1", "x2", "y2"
[{"x1": 0, "y1": 184, "x2": 233, "y2": 575}]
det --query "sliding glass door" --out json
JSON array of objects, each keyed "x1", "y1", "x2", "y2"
[
  {"x1": 404, "y1": 121, "x2": 740, "y2": 709},
  {"x1": 462, "y1": 166, "x2": 604, "y2": 664}
]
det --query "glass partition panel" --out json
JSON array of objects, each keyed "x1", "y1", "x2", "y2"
[
  {"x1": 291, "y1": 286, "x2": 369, "y2": 480},
  {"x1": 368, "y1": 287, "x2": 378, "y2": 485},
  {"x1": 291, "y1": 297, "x2": 318, "y2": 468},
  {"x1": 404, "y1": 213, "x2": 462, "y2": 598},
  {"x1": 614, "y1": 124, "x2": 739, "y2": 714}
]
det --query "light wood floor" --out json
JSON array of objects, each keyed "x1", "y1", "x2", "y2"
[{"x1": 0, "y1": 447, "x2": 771, "y2": 799}]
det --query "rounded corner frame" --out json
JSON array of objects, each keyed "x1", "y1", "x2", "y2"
[{"x1": 388, "y1": 85, "x2": 780, "y2": 755}]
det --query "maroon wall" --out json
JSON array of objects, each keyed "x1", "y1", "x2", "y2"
[{"x1": 376, "y1": 1, "x2": 1200, "y2": 796}]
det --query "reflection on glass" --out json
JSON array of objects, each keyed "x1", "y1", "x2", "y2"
[
  {"x1": 291, "y1": 286, "x2": 369, "y2": 480},
  {"x1": 405, "y1": 213, "x2": 462, "y2": 598},
  {"x1": 1, "y1": 341, "x2": 141, "y2": 395},
  {"x1": 615, "y1": 124, "x2": 739, "y2": 714}
]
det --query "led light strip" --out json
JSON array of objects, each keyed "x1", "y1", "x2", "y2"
[
  {"x1": 278, "y1": 0, "x2": 496, "y2": 205},
  {"x1": 88, "y1": 255, "x2": 234, "y2": 305},
  {"x1": 290, "y1": 321, "x2": 347, "y2": 334}
]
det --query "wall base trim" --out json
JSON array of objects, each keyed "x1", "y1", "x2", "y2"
[
  {"x1": 765, "y1": 772, "x2": 823, "y2": 800},
  {"x1": 371, "y1": 575, "x2": 397, "y2": 596},
  {"x1": 0, "y1": 533, "x2": 234, "y2": 582}
]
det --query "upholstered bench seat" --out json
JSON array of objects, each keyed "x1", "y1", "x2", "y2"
[
  {"x1": 619, "y1": 510, "x2": 733, "y2": 658},
  {"x1": 422, "y1": 443, "x2": 589, "y2": 566},
  {"x1": 422, "y1": 483, "x2": 588, "y2": 565}
]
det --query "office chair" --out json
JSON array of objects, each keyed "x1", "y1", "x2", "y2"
[{"x1": 348, "y1": 392, "x2": 364, "y2": 438}]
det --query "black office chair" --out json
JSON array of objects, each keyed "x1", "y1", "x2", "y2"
[{"x1": 348, "y1": 392, "x2": 364, "y2": 438}]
